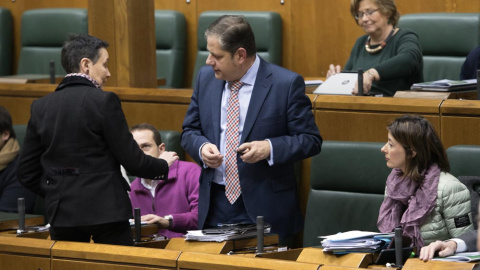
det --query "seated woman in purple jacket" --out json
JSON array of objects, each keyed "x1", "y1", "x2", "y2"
[{"x1": 129, "y1": 123, "x2": 200, "y2": 239}]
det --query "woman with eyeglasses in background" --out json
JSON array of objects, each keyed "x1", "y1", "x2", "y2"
[{"x1": 326, "y1": 0, "x2": 423, "y2": 97}]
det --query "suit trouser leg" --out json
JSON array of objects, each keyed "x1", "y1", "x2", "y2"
[
  {"x1": 50, "y1": 221, "x2": 133, "y2": 246},
  {"x1": 204, "y1": 183, "x2": 252, "y2": 228}
]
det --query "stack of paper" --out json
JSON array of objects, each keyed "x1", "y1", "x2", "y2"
[
  {"x1": 432, "y1": 252, "x2": 480, "y2": 262},
  {"x1": 185, "y1": 223, "x2": 271, "y2": 242},
  {"x1": 411, "y1": 79, "x2": 477, "y2": 91},
  {"x1": 319, "y1": 230, "x2": 394, "y2": 254}
]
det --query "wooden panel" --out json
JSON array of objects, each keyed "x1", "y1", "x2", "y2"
[
  {"x1": 177, "y1": 251, "x2": 321, "y2": 270},
  {"x1": 52, "y1": 259, "x2": 174, "y2": 270},
  {"x1": 51, "y1": 241, "x2": 180, "y2": 267},
  {"x1": 0, "y1": 253, "x2": 50, "y2": 270},
  {"x1": 0, "y1": 235, "x2": 54, "y2": 255},
  {"x1": 441, "y1": 116, "x2": 480, "y2": 148},
  {"x1": 316, "y1": 110, "x2": 440, "y2": 142},
  {"x1": 440, "y1": 99, "x2": 480, "y2": 148},
  {"x1": 89, "y1": 0, "x2": 157, "y2": 88},
  {"x1": 314, "y1": 96, "x2": 441, "y2": 142},
  {"x1": 296, "y1": 247, "x2": 373, "y2": 268},
  {"x1": 402, "y1": 258, "x2": 478, "y2": 270}
]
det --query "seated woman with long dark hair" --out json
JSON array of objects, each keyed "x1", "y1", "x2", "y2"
[{"x1": 377, "y1": 115, "x2": 473, "y2": 249}]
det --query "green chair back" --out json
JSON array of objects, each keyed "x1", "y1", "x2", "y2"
[
  {"x1": 155, "y1": 10, "x2": 186, "y2": 88},
  {"x1": 0, "y1": 8, "x2": 13, "y2": 76},
  {"x1": 303, "y1": 141, "x2": 391, "y2": 247},
  {"x1": 17, "y1": 8, "x2": 88, "y2": 76},
  {"x1": 398, "y1": 13, "x2": 480, "y2": 81}
]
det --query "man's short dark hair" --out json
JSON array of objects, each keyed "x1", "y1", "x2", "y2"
[
  {"x1": 0, "y1": 105, "x2": 15, "y2": 139},
  {"x1": 205, "y1": 15, "x2": 257, "y2": 58},
  {"x1": 61, "y1": 34, "x2": 109, "y2": 74},
  {"x1": 129, "y1": 123, "x2": 162, "y2": 146}
]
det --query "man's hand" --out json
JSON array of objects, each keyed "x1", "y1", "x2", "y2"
[
  {"x1": 419, "y1": 240, "x2": 457, "y2": 261},
  {"x1": 141, "y1": 214, "x2": 169, "y2": 229},
  {"x1": 237, "y1": 140, "x2": 270, "y2": 163},
  {"x1": 201, "y1": 143, "x2": 223, "y2": 168},
  {"x1": 159, "y1": 151, "x2": 179, "y2": 167}
]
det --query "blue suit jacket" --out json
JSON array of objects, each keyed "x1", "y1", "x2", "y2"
[{"x1": 181, "y1": 57, "x2": 322, "y2": 239}]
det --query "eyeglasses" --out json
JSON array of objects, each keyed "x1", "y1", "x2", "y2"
[{"x1": 355, "y1": 9, "x2": 379, "y2": 20}]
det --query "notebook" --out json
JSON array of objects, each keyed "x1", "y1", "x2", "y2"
[{"x1": 313, "y1": 72, "x2": 358, "y2": 95}]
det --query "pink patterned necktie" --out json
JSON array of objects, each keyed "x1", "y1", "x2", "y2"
[{"x1": 225, "y1": 80, "x2": 244, "y2": 204}]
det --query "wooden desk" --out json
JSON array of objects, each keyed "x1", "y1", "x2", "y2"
[
  {"x1": 0, "y1": 236, "x2": 53, "y2": 270},
  {"x1": 51, "y1": 241, "x2": 180, "y2": 270},
  {"x1": 402, "y1": 258, "x2": 478, "y2": 270},
  {"x1": 165, "y1": 234, "x2": 279, "y2": 254},
  {"x1": 0, "y1": 211, "x2": 44, "y2": 231},
  {"x1": 394, "y1": 90, "x2": 477, "y2": 100},
  {"x1": 177, "y1": 251, "x2": 322, "y2": 270}
]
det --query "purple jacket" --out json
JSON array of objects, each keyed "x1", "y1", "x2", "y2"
[{"x1": 130, "y1": 160, "x2": 200, "y2": 238}]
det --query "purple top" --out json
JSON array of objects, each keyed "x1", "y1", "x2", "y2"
[{"x1": 130, "y1": 160, "x2": 200, "y2": 238}]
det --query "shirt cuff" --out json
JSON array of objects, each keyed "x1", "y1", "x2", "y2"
[
  {"x1": 265, "y1": 139, "x2": 274, "y2": 166},
  {"x1": 450, "y1": 238, "x2": 467, "y2": 253},
  {"x1": 199, "y1": 142, "x2": 209, "y2": 168}
]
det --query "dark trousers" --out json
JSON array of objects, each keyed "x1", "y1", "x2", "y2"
[
  {"x1": 49, "y1": 220, "x2": 133, "y2": 246},
  {"x1": 204, "y1": 183, "x2": 252, "y2": 228}
]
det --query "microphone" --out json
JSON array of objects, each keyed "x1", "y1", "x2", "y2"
[
  {"x1": 256, "y1": 216, "x2": 264, "y2": 255},
  {"x1": 357, "y1": 68, "x2": 364, "y2": 96},
  {"x1": 17, "y1": 198, "x2": 25, "y2": 233},
  {"x1": 49, "y1": 60, "x2": 55, "y2": 84},
  {"x1": 395, "y1": 227, "x2": 403, "y2": 267},
  {"x1": 134, "y1": 208, "x2": 141, "y2": 243}
]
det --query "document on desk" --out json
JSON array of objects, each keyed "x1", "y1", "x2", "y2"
[
  {"x1": 313, "y1": 73, "x2": 357, "y2": 95},
  {"x1": 411, "y1": 79, "x2": 477, "y2": 91},
  {"x1": 319, "y1": 230, "x2": 394, "y2": 254},
  {"x1": 432, "y1": 252, "x2": 480, "y2": 262},
  {"x1": 185, "y1": 223, "x2": 271, "y2": 242}
]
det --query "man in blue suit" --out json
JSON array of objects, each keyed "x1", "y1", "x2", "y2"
[{"x1": 181, "y1": 15, "x2": 322, "y2": 246}]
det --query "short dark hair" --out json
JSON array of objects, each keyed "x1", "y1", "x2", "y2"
[
  {"x1": 61, "y1": 34, "x2": 109, "y2": 74},
  {"x1": 387, "y1": 115, "x2": 450, "y2": 182},
  {"x1": 350, "y1": 0, "x2": 400, "y2": 27},
  {"x1": 0, "y1": 105, "x2": 15, "y2": 139},
  {"x1": 205, "y1": 15, "x2": 257, "y2": 58},
  {"x1": 129, "y1": 123, "x2": 162, "y2": 146}
]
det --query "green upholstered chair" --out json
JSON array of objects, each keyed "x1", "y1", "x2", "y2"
[
  {"x1": 397, "y1": 13, "x2": 480, "y2": 82},
  {"x1": 159, "y1": 130, "x2": 185, "y2": 161},
  {"x1": 192, "y1": 11, "x2": 282, "y2": 87},
  {"x1": 446, "y1": 145, "x2": 480, "y2": 230},
  {"x1": 155, "y1": 10, "x2": 186, "y2": 88},
  {"x1": 303, "y1": 141, "x2": 391, "y2": 247},
  {"x1": 446, "y1": 145, "x2": 480, "y2": 177},
  {"x1": 17, "y1": 8, "x2": 88, "y2": 76},
  {"x1": 0, "y1": 8, "x2": 13, "y2": 76},
  {"x1": 13, "y1": 124, "x2": 27, "y2": 148}
]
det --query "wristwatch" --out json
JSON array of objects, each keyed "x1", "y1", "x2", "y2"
[{"x1": 164, "y1": 215, "x2": 173, "y2": 229}]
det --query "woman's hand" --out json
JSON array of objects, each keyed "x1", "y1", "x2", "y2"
[{"x1": 326, "y1": 64, "x2": 341, "y2": 78}]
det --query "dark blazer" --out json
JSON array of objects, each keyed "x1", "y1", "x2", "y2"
[
  {"x1": 459, "y1": 229, "x2": 477, "y2": 252},
  {"x1": 181, "y1": 57, "x2": 322, "y2": 240},
  {"x1": 17, "y1": 76, "x2": 169, "y2": 227}
]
